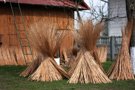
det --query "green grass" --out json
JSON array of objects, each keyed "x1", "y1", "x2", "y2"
[{"x1": 0, "y1": 61, "x2": 135, "y2": 90}]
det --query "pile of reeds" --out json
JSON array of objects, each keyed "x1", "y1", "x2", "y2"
[
  {"x1": 107, "y1": 21, "x2": 134, "y2": 80},
  {"x1": 97, "y1": 46, "x2": 108, "y2": 63},
  {"x1": 79, "y1": 21, "x2": 104, "y2": 67},
  {"x1": 0, "y1": 47, "x2": 31, "y2": 66},
  {"x1": 20, "y1": 21, "x2": 69, "y2": 81},
  {"x1": 68, "y1": 21, "x2": 111, "y2": 84}
]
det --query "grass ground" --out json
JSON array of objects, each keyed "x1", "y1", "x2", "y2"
[{"x1": 0, "y1": 61, "x2": 135, "y2": 90}]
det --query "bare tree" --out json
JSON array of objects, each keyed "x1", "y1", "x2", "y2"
[
  {"x1": 87, "y1": 0, "x2": 108, "y2": 22},
  {"x1": 126, "y1": 0, "x2": 135, "y2": 74},
  {"x1": 126, "y1": 0, "x2": 135, "y2": 48}
]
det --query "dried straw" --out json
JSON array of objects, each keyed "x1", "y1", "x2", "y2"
[
  {"x1": 30, "y1": 57, "x2": 69, "y2": 81},
  {"x1": 107, "y1": 21, "x2": 134, "y2": 80},
  {"x1": 68, "y1": 49, "x2": 111, "y2": 84},
  {"x1": 68, "y1": 21, "x2": 111, "y2": 84},
  {"x1": 20, "y1": 21, "x2": 69, "y2": 81},
  {"x1": 20, "y1": 55, "x2": 43, "y2": 77},
  {"x1": 97, "y1": 46, "x2": 108, "y2": 63},
  {"x1": 79, "y1": 21, "x2": 104, "y2": 66}
]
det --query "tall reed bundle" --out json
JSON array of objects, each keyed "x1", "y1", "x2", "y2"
[
  {"x1": 68, "y1": 21, "x2": 111, "y2": 84},
  {"x1": 79, "y1": 21, "x2": 104, "y2": 66},
  {"x1": 107, "y1": 21, "x2": 134, "y2": 80},
  {"x1": 97, "y1": 46, "x2": 108, "y2": 63},
  {"x1": 20, "y1": 55, "x2": 42, "y2": 77},
  {"x1": 0, "y1": 47, "x2": 28, "y2": 65},
  {"x1": 20, "y1": 21, "x2": 69, "y2": 81}
]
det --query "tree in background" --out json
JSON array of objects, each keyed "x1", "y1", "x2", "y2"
[
  {"x1": 75, "y1": 0, "x2": 108, "y2": 35},
  {"x1": 127, "y1": 0, "x2": 135, "y2": 75}
]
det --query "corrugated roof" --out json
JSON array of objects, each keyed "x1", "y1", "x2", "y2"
[{"x1": 0, "y1": 0, "x2": 90, "y2": 10}]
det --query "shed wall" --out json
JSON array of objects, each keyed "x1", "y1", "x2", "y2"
[{"x1": 0, "y1": 5, "x2": 74, "y2": 65}]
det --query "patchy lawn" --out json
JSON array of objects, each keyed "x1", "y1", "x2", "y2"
[{"x1": 0, "y1": 61, "x2": 135, "y2": 90}]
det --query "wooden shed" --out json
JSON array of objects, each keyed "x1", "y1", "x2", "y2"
[{"x1": 0, "y1": 0, "x2": 89, "y2": 65}]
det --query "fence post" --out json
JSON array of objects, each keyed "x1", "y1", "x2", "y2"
[{"x1": 110, "y1": 36, "x2": 115, "y2": 60}]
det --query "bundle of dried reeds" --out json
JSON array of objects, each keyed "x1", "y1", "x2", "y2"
[
  {"x1": 68, "y1": 49, "x2": 111, "y2": 84},
  {"x1": 0, "y1": 47, "x2": 28, "y2": 66},
  {"x1": 79, "y1": 21, "x2": 104, "y2": 66},
  {"x1": 97, "y1": 46, "x2": 108, "y2": 63},
  {"x1": 108, "y1": 21, "x2": 134, "y2": 80},
  {"x1": 68, "y1": 21, "x2": 111, "y2": 84},
  {"x1": 20, "y1": 55, "x2": 42, "y2": 77},
  {"x1": 20, "y1": 21, "x2": 69, "y2": 81}
]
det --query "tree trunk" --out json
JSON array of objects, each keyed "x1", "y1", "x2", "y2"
[
  {"x1": 130, "y1": 19, "x2": 135, "y2": 75},
  {"x1": 128, "y1": 0, "x2": 135, "y2": 74},
  {"x1": 131, "y1": 19, "x2": 135, "y2": 47}
]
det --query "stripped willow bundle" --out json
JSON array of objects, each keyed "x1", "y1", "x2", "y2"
[
  {"x1": 20, "y1": 55, "x2": 42, "y2": 77},
  {"x1": 97, "y1": 46, "x2": 108, "y2": 63},
  {"x1": 20, "y1": 21, "x2": 69, "y2": 81},
  {"x1": 68, "y1": 21, "x2": 111, "y2": 84},
  {"x1": 68, "y1": 49, "x2": 111, "y2": 84},
  {"x1": 108, "y1": 21, "x2": 134, "y2": 80},
  {"x1": 79, "y1": 21, "x2": 104, "y2": 67}
]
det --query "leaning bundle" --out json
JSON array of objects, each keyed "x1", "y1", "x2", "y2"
[
  {"x1": 20, "y1": 21, "x2": 69, "y2": 81},
  {"x1": 30, "y1": 57, "x2": 69, "y2": 81},
  {"x1": 68, "y1": 21, "x2": 111, "y2": 84},
  {"x1": 20, "y1": 55, "x2": 42, "y2": 77},
  {"x1": 68, "y1": 49, "x2": 111, "y2": 84},
  {"x1": 108, "y1": 21, "x2": 134, "y2": 80},
  {"x1": 97, "y1": 46, "x2": 108, "y2": 63},
  {"x1": 78, "y1": 21, "x2": 103, "y2": 66}
]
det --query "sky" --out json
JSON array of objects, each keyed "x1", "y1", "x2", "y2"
[
  {"x1": 80, "y1": 0, "x2": 108, "y2": 21},
  {"x1": 74, "y1": 0, "x2": 108, "y2": 29}
]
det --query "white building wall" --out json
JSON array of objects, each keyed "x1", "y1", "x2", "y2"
[{"x1": 108, "y1": 0, "x2": 127, "y2": 36}]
